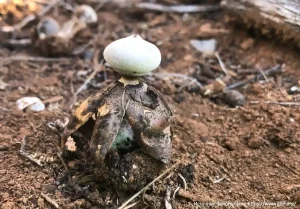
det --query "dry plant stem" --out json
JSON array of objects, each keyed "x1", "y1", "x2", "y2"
[
  {"x1": 165, "y1": 186, "x2": 172, "y2": 209},
  {"x1": 0, "y1": 0, "x2": 59, "y2": 33},
  {"x1": 151, "y1": 72, "x2": 203, "y2": 89},
  {"x1": 95, "y1": 0, "x2": 109, "y2": 11},
  {"x1": 213, "y1": 176, "x2": 226, "y2": 183},
  {"x1": 41, "y1": 193, "x2": 59, "y2": 208},
  {"x1": 177, "y1": 189, "x2": 212, "y2": 202},
  {"x1": 226, "y1": 64, "x2": 282, "y2": 90},
  {"x1": 0, "y1": 56, "x2": 71, "y2": 65},
  {"x1": 19, "y1": 136, "x2": 43, "y2": 167},
  {"x1": 197, "y1": 59, "x2": 223, "y2": 74},
  {"x1": 57, "y1": 153, "x2": 69, "y2": 173},
  {"x1": 72, "y1": 39, "x2": 94, "y2": 55},
  {"x1": 136, "y1": 3, "x2": 220, "y2": 13},
  {"x1": 178, "y1": 173, "x2": 187, "y2": 190},
  {"x1": 118, "y1": 162, "x2": 180, "y2": 209},
  {"x1": 173, "y1": 186, "x2": 181, "y2": 199},
  {"x1": 4, "y1": 39, "x2": 32, "y2": 47},
  {"x1": 122, "y1": 201, "x2": 140, "y2": 209},
  {"x1": 215, "y1": 52, "x2": 230, "y2": 76},
  {"x1": 250, "y1": 101, "x2": 300, "y2": 106},
  {"x1": 256, "y1": 65, "x2": 269, "y2": 82}
]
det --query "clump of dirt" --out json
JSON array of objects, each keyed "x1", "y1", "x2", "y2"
[{"x1": 102, "y1": 150, "x2": 165, "y2": 191}]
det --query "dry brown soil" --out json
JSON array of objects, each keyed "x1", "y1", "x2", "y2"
[{"x1": 0, "y1": 1, "x2": 300, "y2": 208}]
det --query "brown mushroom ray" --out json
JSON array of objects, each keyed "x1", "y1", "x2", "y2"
[{"x1": 61, "y1": 82, "x2": 118, "y2": 147}]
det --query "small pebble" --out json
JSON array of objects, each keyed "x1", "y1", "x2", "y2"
[
  {"x1": 240, "y1": 38, "x2": 255, "y2": 50},
  {"x1": 42, "y1": 184, "x2": 57, "y2": 194},
  {"x1": 292, "y1": 191, "x2": 300, "y2": 204},
  {"x1": 37, "y1": 17, "x2": 60, "y2": 38},
  {"x1": 223, "y1": 139, "x2": 237, "y2": 150},
  {"x1": 15, "y1": 191, "x2": 22, "y2": 198},
  {"x1": 81, "y1": 48, "x2": 94, "y2": 60},
  {"x1": 187, "y1": 84, "x2": 201, "y2": 94},
  {"x1": 247, "y1": 137, "x2": 263, "y2": 149},
  {"x1": 1, "y1": 202, "x2": 14, "y2": 209},
  {"x1": 7, "y1": 180, "x2": 14, "y2": 186},
  {"x1": 0, "y1": 144, "x2": 8, "y2": 151},
  {"x1": 221, "y1": 90, "x2": 245, "y2": 107},
  {"x1": 173, "y1": 93, "x2": 185, "y2": 103}
]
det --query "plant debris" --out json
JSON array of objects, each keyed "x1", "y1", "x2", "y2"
[
  {"x1": 190, "y1": 39, "x2": 217, "y2": 57},
  {"x1": 16, "y1": 97, "x2": 45, "y2": 112}
]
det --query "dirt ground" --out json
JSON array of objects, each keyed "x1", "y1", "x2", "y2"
[{"x1": 1, "y1": 1, "x2": 300, "y2": 208}]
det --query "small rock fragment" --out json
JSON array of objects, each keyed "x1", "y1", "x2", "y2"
[
  {"x1": 287, "y1": 86, "x2": 300, "y2": 95},
  {"x1": 247, "y1": 137, "x2": 263, "y2": 149},
  {"x1": 37, "y1": 197, "x2": 45, "y2": 208},
  {"x1": 0, "y1": 77, "x2": 9, "y2": 90},
  {"x1": 221, "y1": 90, "x2": 245, "y2": 107},
  {"x1": 1, "y1": 202, "x2": 15, "y2": 209},
  {"x1": 80, "y1": 48, "x2": 94, "y2": 60},
  {"x1": 223, "y1": 139, "x2": 237, "y2": 150},
  {"x1": 240, "y1": 38, "x2": 255, "y2": 50},
  {"x1": 292, "y1": 191, "x2": 300, "y2": 204},
  {"x1": 0, "y1": 144, "x2": 8, "y2": 151},
  {"x1": 173, "y1": 93, "x2": 185, "y2": 103},
  {"x1": 37, "y1": 17, "x2": 60, "y2": 39},
  {"x1": 179, "y1": 164, "x2": 194, "y2": 183},
  {"x1": 42, "y1": 185, "x2": 57, "y2": 194}
]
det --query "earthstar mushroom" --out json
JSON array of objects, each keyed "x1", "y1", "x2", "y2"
[{"x1": 62, "y1": 34, "x2": 173, "y2": 191}]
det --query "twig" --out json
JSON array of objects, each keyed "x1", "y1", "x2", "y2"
[
  {"x1": 236, "y1": 68, "x2": 260, "y2": 75},
  {"x1": 136, "y1": 3, "x2": 220, "y2": 13},
  {"x1": 197, "y1": 59, "x2": 223, "y2": 74},
  {"x1": 118, "y1": 162, "x2": 180, "y2": 209},
  {"x1": 150, "y1": 72, "x2": 203, "y2": 89},
  {"x1": 215, "y1": 52, "x2": 229, "y2": 76},
  {"x1": 122, "y1": 201, "x2": 140, "y2": 209},
  {"x1": 212, "y1": 176, "x2": 226, "y2": 183},
  {"x1": 41, "y1": 193, "x2": 59, "y2": 208},
  {"x1": 95, "y1": 0, "x2": 109, "y2": 11},
  {"x1": 172, "y1": 186, "x2": 181, "y2": 199},
  {"x1": 58, "y1": 1, "x2": 74, "y2": 12},
  {"x1": 0, "y1": 106, "x2": 10, "y2": 112},
  {"x1": 178, "y1": 173, "x2": 187, "y2": 190},
  {"x1": 32, "y1": 0, "x2": 51, "y2": 4},
  {"x1": 0, "y1": 0, "x2": 59, "y2": 33},
  {"x1": 226, "y1": 64, "x2": 282, "y2": 90},
  {"x1": 177, "y1": 188, "x2": 212, "y2": 202},
  {"x1": 256, "y1": 65, "x2": 269, "y2": 82},
  {"x1": 165, "y1": 186, "x2": 172, "y2": 209},
  {"x1": 250, "y1": 101, "x2": 300, "y2": 106},
  {"x1": 0, "y1": 56, "x2": 71, "y2": 65},
  {"x1": 19, "y1": 136, "x2": 43, "y2": 167},
  {"x1": 72, "y1": 39, "x2": 94, "y2": 55},
  {"x1": 57, "y1": 153, "x2": 69, "y2": 173},
  {"x1": 2, "y1": 39, "x2": 32, "y2": 47}
]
